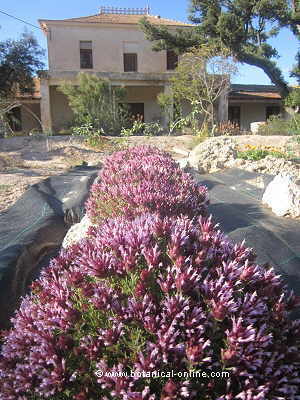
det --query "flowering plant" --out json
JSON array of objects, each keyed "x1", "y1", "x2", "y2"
[
  {"x1": 0, "y1": 145, "x2": 299, "y2": 400},
  {"x1": 86, "y1": 145, "x2": 209, "y2": 223},
  {"x1": 0, "y1": 214, "x2": 299, "y2": 399}
]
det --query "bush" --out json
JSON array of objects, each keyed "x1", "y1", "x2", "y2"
[
  {"x1": 59, "y1": 73, "x2": 130, "y2": 136},
  {"x1": 237, "y1": 144, "x2": 288, "y2": 161},
  {"x1": 1, "y1": 145, "x2": 299, "y2": 400},
  {"x1": 214, "y1": 121, "x2": 241, "y2": 136},
  {"x1": 121, "y1": 121, "x2": 164, "y2": 137},
  {"x1": 85, "y1": 145, "x2": 209, "y2": 223},
  {"x1": 258, "y1": 114, "x2": 300, "y2": 136},
  {"x1": 1, "y1": 213, "x2": 300, "y2": 399}
]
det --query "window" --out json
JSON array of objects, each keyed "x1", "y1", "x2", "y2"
[
  {"x1": 124, "y1": 53, "x2": 137, "y2": 72},
  {"x1": 266, "y1": 106, "x2": 280, "y2": 120},
  {"x1": 80, "y1": 41, "x2": 93, "y2": 69},
  {"x1": 166, "y1": 50, "x2": 178, "y2": 70},
  {"x1": 228, "y1": 106, "x2": 240, "y2": 127}
]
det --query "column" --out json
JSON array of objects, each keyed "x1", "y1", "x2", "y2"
[
  {"x1": 40, "y1": 78, "x2": 52, "y2": 133},
  {"x1": 163, "y1": 84, "x2": 174, "y2": 130},
  {"x1": 217, "y1": 87, "x2": 229, "y2": 123}
]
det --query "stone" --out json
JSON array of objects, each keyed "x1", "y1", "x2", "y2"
[
  {"x1": 172, "y1": 147, "x2": 190, "y2": 157},
  {"x1": 262, "y1": 174, "x2": 300, "y2": 217},
  {"x1": 183, "y1": 136, "x2": 300, "y2": 178},
  {"x1": 188, "y1": 137, "x2": 238, "y2": 172},
  {"x1": 176, "y1": 158, "x2": 190, "y2": 170},
  {"x1": 62, "y1": 215, "x2": 95, "y2": 248},
  {"x1": 250, "y1": 121, "x2": 266, "y2": 134}
]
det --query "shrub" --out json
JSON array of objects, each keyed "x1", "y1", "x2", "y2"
[
  {"x1": 59, "y1": 73, "x2": 130, "y2": 136},
  {"x1": 143, "y1": 121, "x2": 164, "y2": 137},
  {"x1": 120, "y1": 121, "x2": 164, "y2": 137},
  {"x1": 0, "y1": 214, "x2": 300, "y2": 399},
  {"x1": 85, "y1": 145, "x2": 209, "y2": 223},
  {"x1": 214, "y1": 121, "x2": 241, "y2": 136},
  {"x1": 237, "y1": 144, "x2": 288, "y2": 161},
  {"x1": 258, "y1": 114, "x2": 300, "y2": 136}
]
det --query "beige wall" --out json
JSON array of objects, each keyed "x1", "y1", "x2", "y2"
[
  {"x1": 125, "y1": 86, "x2": 163, "y2": 122},
  {"x1": 231, "y1": 102, "x2": 282, "y2": 131},
  {"x1": 47, "y1": 24, "x2": 168, "y2": 73},
  {"x1": 50, "y1": 86, "x2": 74, "y2": 132},
  {"x1": 49, "y1": 85, "x2": 164, "y2": 131}
]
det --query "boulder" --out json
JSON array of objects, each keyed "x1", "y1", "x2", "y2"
[
  {"x1": 188, "y1": 137, "x2": 238, "y2": 172},
  {"x1": 176, "y1": 158, "x2": 190, "y2": 170},
  {"x1": 262, "y1": 174, "x2": 300, "y2": 217},
  {"x1": 62, "y1": 214, "x2": 95, "y2": 248},
  {"x1": 250, "y1": 121, "x2": 266, "y2": 134}
]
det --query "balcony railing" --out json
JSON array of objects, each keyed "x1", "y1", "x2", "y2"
[{"x1": 99, "y1": 6, "x2": 150, "y2": 15}]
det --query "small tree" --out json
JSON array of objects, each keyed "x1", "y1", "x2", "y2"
[
  {"x1": 161, "y1": 45, "x2": 237, "y2": 134},
  {"x1": 59, "y1": 73, "x2": 129, "y2": 136},
  {"x1": 0, "y1": 31, "x2": 45, "y2": 98},
  {"x1": 141, "y1": 0, "x2": 297, "y2": 98},
  {"x1": 0, "y1": 31, "x2": 44, "y2": 137}
]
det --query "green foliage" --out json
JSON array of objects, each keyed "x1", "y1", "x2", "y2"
[
  {"x1": 163, "y1": 45, "x2": 236, "y2": 132},
  {"x1": 258, "y1": 114, "x2": 300, "y2": 136},
  {"x1": 120, "y1": 119, "x2": 145, "y2": 136},
  {"x1": 0, "y1": 31, "x2": 45, "y2": 98},
  {"x1": 73, "y1": 122, "x2": 111, "y2": 149},
  {"x1": 143, "y1": 121, "x2": 164, "y2": 136},
  {"x1": 140, "y1": 0, "x2": 296, "y2": 96},
  {"x1": 285, "y1": 87, "x2": 300, "y2": 109},
  {"x1": 290, "y1": 51, "x2": 300, "y2": 83},
  {"x1": 237, "y1": 148, "x2": 287, "y2": 161},
  {"x1": 120, "y1": 120, "x2": 164, "y2": 137},
  {"x1": 73, "y1": 122, "x2": 104, "y2": 138},
  {"x1": 0, "y1": 184, "x2": 12, "y2": 192},
  {"x1": 59, "y1": 73, "x2": 130, "y2": 136}
]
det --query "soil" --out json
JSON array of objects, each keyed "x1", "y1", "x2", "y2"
[
  {"x1": 0, "y1": 134, "x2": 195, "y2": 214},
  {"x1": 0, "y1": 133, "x2": 299, "y2": 214}
]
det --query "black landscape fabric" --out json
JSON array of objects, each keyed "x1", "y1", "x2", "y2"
[
  {"x1": 0, "y1": 166, "x2": 300, "y2": 327},
  {"x1": 192, "y1": 168, "x2": 300, "y2": 317},
  {"x1": 0, "y1": 165, "x2": 98, "y2": 328}
]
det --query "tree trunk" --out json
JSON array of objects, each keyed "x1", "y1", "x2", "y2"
[{"x1": 239, "y1": 52, "x2": 289, "y2": 98}]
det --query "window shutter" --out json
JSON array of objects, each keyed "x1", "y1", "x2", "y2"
[
  {"x1": 124, "y1": 53, "x2": 137, "y2": 72},
  {"x1": 80, "y1": 41, "x2": 93, "y2": 69},
  {"x1": 167, "y1": 50, "x2": 178, "y2": 70}
]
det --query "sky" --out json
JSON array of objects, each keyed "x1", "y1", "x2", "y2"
[{"x1": 0, "y1": 0, "x2": 299, "y2": 86}]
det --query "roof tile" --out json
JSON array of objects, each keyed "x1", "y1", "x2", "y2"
[{"x1": 39, "y1": 14, "x2": 191, "y2": 27}]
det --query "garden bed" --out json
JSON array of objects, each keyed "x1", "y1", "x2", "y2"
[{"x1": 1, "y1": 134, "x2": 299, "y2": 214}]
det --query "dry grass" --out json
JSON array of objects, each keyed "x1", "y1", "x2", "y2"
[
  {"x1": 0, "y1": 184, "x2": 12, "y2": 192},
  {"x1": 0, "y1": 155, "x2": 26, "y2": 170}
]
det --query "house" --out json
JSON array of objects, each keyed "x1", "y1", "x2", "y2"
[
  {"x1": 37, "y1": 6, "x2": 194, "y2": 133},
  {"x1": 7, "y1": 7, "x2": 287, "y2": 135},
  {"x1": 228, "y1": 84, "x2": 286, "y2": 131},
  {"x1": 5, "y1": 78, "x2": 42, "y2": 135}
]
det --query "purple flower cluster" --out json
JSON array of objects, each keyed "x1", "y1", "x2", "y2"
[
  {"x1": 0, "y1": 214, "x2": 300, "y2": 399},
  {"x1": 0, "y1": 145, "x2": 300, "y2": 399},
  {"x1": 85, "y1": 145, "x2": 209, "y2": 222}
]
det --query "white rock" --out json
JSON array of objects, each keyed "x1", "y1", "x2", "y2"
[
  {"x1": 250, "y1": 121, "x2": 266, "y2": 134},
  {"x1": 177, "y1": 158, "x2": 190, "y2": 170},
  {"x1": 62, "y1": 215, "x2": 95, "y2": 248},
  {"x1": 262, "y1": 174, "x2": 300, "y2": 217},
  {"x1": 188, "y1": 137, "x2": 238, "y2": 172},
  {"x1": 172, "y1": 147, "x2": 190, "y2": 157}
]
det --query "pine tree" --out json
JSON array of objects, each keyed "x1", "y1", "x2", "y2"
[
  {"x1": 140, "y1": 0, "x2": 299, "y2": 97},
  {"x1": 0, "y1": 31, "x2": 44, "y2": 98}
]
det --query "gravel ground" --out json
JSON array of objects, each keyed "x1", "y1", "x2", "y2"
[
  {"x1": 0, "y1": 134, "x2": 195, "y2": 214},
  {"x1": 1, "y1": 134, "x2": 299, "y2": 215}
]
